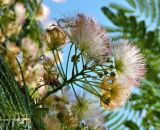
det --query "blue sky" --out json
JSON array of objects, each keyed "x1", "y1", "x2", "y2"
[{"x1": 44, "y1": 0, "x2": 127, "y2": 26}]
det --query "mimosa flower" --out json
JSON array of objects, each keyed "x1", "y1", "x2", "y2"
[
  {"x1": 70, "y1": 93, "x2": 105, "y2": 129},
  {"x1": 44, "y1": 94, "x2": 58, "y2": 106},
  {"x1": 1, "y1": 0, "x2": 14, "y2": 5},
  {"x1": 40, "y1": 50, "x2": 63, "y2": 72},
  {"x1": 15, "y1": 3, "x2": 26, "y2": 24},
  {"x1": 6, "y1": 22, "x2": 22, "y2": 37},
  {"x1": 38, "y1": 85, "x2": 48, "y2": 97},
  {"x1": 44, "y1": 50, "x2": 63, "y2": 64},
  {"x1": 43, "y1": 25, "x2": 67, "y2": 50},
  {"x1": 101, "y1": 77, "x2": 132, "y2": 110},
  {"x1": 6, "y1": 43, "x2": 20, "y2": 55},
  {"x1": 25, "y1": 64, "x2": 45, "y2": 89},
  {"x1": 44, "y1": 116, "x2": 61, "y2": 130},
  {"x1": 5, "y1": 43, "x2": 21, "y2": 79},
  {"x1": 68, "y1": 14, "x2": 111, "y2": 63},
  {"x1": 21, "y1": 37, "x2": 39, "y2": 59},
  {"x1": 112, "y1": 40, "x2": 146, "y2": 86},
  {"x1": 36, "y1": 4, "x2": 50, "y2": 22}
]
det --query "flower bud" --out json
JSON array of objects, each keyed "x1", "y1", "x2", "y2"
[{"x1": 43, "y1": 25, "x2": 66, "y2": 50}]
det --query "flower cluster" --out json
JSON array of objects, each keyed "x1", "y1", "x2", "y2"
[
  {"x1": 0, "y1": 1, "x2": 52, "y2": 99},
  {"x1": 43, "y1": 90, "x2": 105, "y2": 130},
  {"x1": 43, "y1": 13, "x2": 146, "y2": 111}
]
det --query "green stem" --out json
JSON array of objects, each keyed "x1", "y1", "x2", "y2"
[
  {"x1": 74, "y1": 47, "x2": 79, "y2": 74},
  {"x1": 71, "y1": 83, "x2": 80, "y2": 104},
  {"x1": 82, "y1": 73, "x2": 102, "y2": 82},
  {"x1": 33, "y1": 68, "x2": 85, "y2": 107},
  {"x1": 82, "y1": 75, "x2": 101, "y2": 97},
  {"x1": 73, "y1": 82, "x2": 100, "y2": 97},
  {"x1": 81, "y1": 52, "x2": 85, "y2": 68},
  {"x1": 55, "y1": 49, "x2": 66, "y2": 80},
  {"x1": 31, "y1": 84, "x2": 46, "y2": 97},
  {"x1": 53, "y1": 51, "x2": 65, "y2": 80},
  {"x1": 75, "y1": 77, "x2": 102, "y2": 84},
  {"x1": 76, "y1": 79, "x2": 110, "y2": 92},
  {"x1": 16, "y1": 58, "x2": 26, "y2": 87},
  {"x1": 16, "y1": 58, "x2": 32, "y2": 114},
  {"x1": 66, "y1": 43, "x2": 73, "y2": 79}
]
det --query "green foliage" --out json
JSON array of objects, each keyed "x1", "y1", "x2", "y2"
[
  {"x1": 0, "y1": 54, "x2": 32, "y2": 129},
  {"x1": 0, "y1": 0, "x2": 47, "y2": 129},
  {"x1": 124, "y1": 120, "x2": 139, "y2": 130},
  {"x1": 0, "y1": 0, "x2": 43, "y2": 47},
  {"x1": 0, "y1": 55, "x2": 48, "y2": 130},
  {"x1": 102, "y1": 0, "x2": 160, "y2": 129},
  {"x1": 31, "y1": 108, "x2": 49, "y2": 130}
]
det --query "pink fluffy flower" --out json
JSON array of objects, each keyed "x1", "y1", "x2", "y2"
[
  {"x1": 15, "y1": 3, "x2": 26, "y2": 24},
  {"x1": 68, "y1": 14, "x2": 111, "y2": 63},
  {"x1": 36, "y1": 4, "x2": 50, "y2": 22},
  {"x1": 112, "y1": 40, "x2": 146, "y2": 87}
]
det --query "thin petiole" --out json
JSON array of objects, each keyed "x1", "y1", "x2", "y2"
[
  {"x1": 82, "y1": 75, "x2": 101, "y2": 97},
  {"x1": 74, "y1": 45, "x2": 79, "y2": 74},
  {"x1": 73, "y1": 82, "x2": 100, "y2": 98},
  {"x1": 31, "y1": 84, "x2": 46, "y2": 97},
  {"x1": 77, "y1": 79, "x2": 101, "y2": 84},
  {"x1": 53, "y1": 50, "x2": 65, "y2": 80},
  {"x1": 76, "y1": 79, "x2": 110, "y2": 92},
  {"x1": 66, "y1": 43, "x2": 73, "y2": 79},
  {"x1": 55, "y1": 49, "x2": 66, "y2": 80},
  {"x1": 71, "y1": 83, "x2": 80, "y2": 104},
  {"x1": 81, "y1": 52, "x2": 85, "y2": 68}
]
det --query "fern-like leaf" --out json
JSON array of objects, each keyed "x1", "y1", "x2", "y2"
[
  {"x1": 101, "y1": 0, "x2": 160, "y2": 129},
  {"x1": 0, "y1": 54, "x2": 32, "y2": 129}
]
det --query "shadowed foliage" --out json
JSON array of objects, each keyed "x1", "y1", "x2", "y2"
[{"x1": 102, "y1": 0, "x2": 160, "y2": 129}]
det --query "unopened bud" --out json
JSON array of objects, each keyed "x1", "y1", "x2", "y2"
[{"x1": 43, "y1": 25, "x2": 66, "y2": 50}]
